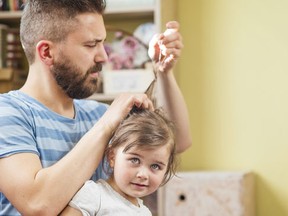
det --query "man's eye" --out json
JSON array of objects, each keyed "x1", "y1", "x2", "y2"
[{"x1": 86, "y1": 44, "x2": 96, "y2": 48}]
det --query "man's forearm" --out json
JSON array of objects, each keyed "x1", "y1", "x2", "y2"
[{"x1": 156, "y1": 70, "x2": 192, "y2": 153}]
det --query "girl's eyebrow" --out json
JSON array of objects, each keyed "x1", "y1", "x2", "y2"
[
  {"x1": 127, "y1": 152, "x2": 141, "y2": 157},
  {"x1": 155, "y1": 161, "x2": 167, "y2": 166}
]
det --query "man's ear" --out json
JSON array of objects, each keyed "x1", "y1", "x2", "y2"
[{"x1": 36, "y1": 40, "x2": 54, "y2": 66}]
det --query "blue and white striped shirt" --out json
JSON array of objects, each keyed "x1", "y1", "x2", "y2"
[{"x1": 0, "y1": 90, "x2": 108, "y2": 215}]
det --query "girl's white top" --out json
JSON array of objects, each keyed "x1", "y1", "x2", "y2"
[{"x1": 69, "y1": 179, "x2": 152, "y2": 216}]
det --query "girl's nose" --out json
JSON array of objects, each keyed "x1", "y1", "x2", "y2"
[{"x1": 136, "y1": 168, "x2": 149, "y2": 180}]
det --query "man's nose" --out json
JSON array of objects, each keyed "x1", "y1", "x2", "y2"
[{"x1": 95, "y1": 44, "x2": 108, "y2": 63}]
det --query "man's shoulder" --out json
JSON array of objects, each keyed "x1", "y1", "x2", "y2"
[
  {"x1": 0, "y1": 91, "x2": 37, "y2": 127},
  {"x1": 0, "y1": 90, "x2": 30, "y2": 110}
]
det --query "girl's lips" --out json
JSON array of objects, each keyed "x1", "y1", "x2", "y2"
[{"x1": 131, "y1": 182, "x2": 148, "y2": 188}]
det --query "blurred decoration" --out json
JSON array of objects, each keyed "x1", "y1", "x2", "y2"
[
  {"x1": 0, "y1": 0, "x2": 25, "y2": 11},
  {"x1": 100, "y1": 23, "x2": 157, "y2": 95},
  {"x1": 104, "y1": 23, "x2": 156, "y2": 70}
]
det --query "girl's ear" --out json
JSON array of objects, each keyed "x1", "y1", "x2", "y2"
[
  {"x1": 36, "y1": 40, "x2": 54, "y2": 66},
  {"x1": 107, "y1": 148, "x2": 115, "y2": 168}
]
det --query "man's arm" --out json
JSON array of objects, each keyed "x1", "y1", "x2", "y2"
[
  {"x1": 149, "y1": 21, "x2": 192, "y2": 153},
  {"x1": 0, "y1": 93, "x2": 153, "y2": 216},
  {"x1": 156, "y1": 70, "x2": 192, "y2": 153}
]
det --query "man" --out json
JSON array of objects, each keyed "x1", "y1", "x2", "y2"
[{"x1": 0, "y1": 0, "x2": 192, "y2": 215}]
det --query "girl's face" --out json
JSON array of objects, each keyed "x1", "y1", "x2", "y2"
[{"x1": 108, "y1": 144, "x2": 170, "y2": 205}]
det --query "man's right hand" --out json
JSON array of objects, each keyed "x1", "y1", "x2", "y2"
[{"x1": 99, "y1": 93, "x2": 154, "y2": 135}]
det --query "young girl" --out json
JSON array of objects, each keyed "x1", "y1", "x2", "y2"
[{"x1": 60, "y1": 107, "x2": 177, "y2": 215}]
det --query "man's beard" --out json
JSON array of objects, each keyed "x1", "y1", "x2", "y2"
[{"x1": 51, "y1": 55, "x2": 102, "y2": 99}]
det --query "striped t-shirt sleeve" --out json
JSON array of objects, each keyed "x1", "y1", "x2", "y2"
[{"x1": 0, "y1": 95, "x2": 38, "y2": 158}]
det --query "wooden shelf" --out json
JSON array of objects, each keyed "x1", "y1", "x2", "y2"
[
  {"x1": 0, "y1": 11, "x2": 22, "y2": 19},
  {"x1": 0, "y1": 11, "x2": 22, "y2": 24},
  {"x1": 105, "y1": 6, "x2": 154, "y2": 18}
]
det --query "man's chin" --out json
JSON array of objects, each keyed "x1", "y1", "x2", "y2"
[{"x1": 66, "y1": 88, "x2": 96, "y2": 99}]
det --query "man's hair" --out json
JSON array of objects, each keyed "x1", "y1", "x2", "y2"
[
  {"x1": 20, "y1": 0, "x2": 106, "y2": 64},
  {"x1": 105, "y1": 107, "x2": 177, "y2": 185}
]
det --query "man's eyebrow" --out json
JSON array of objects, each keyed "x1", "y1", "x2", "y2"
[{"x1": 84, "y1": 38, "x2": 106, "y2": 44}]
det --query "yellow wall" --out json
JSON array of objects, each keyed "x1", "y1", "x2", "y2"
[{"x1": 176, "y1": 0, "x2": 288, "y2": 215}]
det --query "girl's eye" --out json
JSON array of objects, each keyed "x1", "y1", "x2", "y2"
[
  {"x1": 130, "y1": 158, "x2": 140, "y2": 164},
  {"x1": 151, "y1": 164, "x2": 161, "y2": 170}
]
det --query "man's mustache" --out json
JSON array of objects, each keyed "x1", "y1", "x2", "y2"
[{"x1": 88, "y1": 63, "x2": 102, "y2": 73}]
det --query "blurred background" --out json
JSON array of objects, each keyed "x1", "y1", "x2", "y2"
[{"x1": 179, "y1": 1, "x2": 288, "y2": 215}]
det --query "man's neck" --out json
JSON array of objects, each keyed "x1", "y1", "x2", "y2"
[{"x1": 20, "y1": 67, "x2": 75, "y2": 119}]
